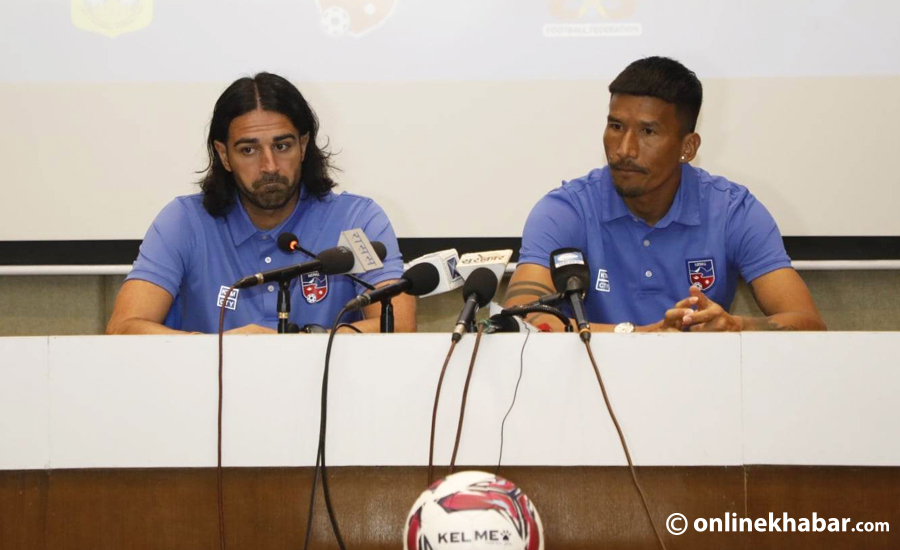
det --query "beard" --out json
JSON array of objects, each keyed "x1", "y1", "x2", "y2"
[
  {"x1": 611, "y1": 174, "x2": 650, "y2": 198},
  {"x1": 235, "y1": 171, "x2": 301, "y2": 211}
]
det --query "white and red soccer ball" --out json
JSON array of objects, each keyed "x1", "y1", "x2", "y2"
[{"x1": 404, "y1": 471, "x2": 544, "y2": 550}]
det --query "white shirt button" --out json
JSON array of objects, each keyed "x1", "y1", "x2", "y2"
[
  {"x1": 643, "y1": 239, "x2": 651, "y2": 247},
  {"x1": 261, "y1": 235, "x2": 269, "y2": 240},
  {"x1": 267, "y1": 285, "x2": 275, "y2": 292},
  {"x1": 645, "y1": 270, "x2": 653, "y2": 278},
  {"x1": 265, "y1": 256, "x2": 272, "y2": 264}
]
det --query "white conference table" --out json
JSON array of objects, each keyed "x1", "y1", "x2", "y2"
[{"x1": 1, "y1": 332, "x2": 898, "y2": 470}]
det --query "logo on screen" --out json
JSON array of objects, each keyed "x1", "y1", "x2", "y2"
[
  {"x1": 71, "y1": 0, "x2": 153, "y2": 38},
  {"x1": 544, "y1": 0, "x2": 641, "y2": 37},
  {"x1": 317, "y1": 0, "x2": 397, "y2": 38}
]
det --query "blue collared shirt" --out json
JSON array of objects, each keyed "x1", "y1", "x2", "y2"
[
  {"x1": 127, "y1": 189, "x2": 405, "y2": 332},
  {"x1": 519, "y1": 165, "x2": 792, "y2": 326}
]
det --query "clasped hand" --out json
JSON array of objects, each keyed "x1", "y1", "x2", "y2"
[{"x1": 649, "y1": 286, "x2": 742, "y2": 332}]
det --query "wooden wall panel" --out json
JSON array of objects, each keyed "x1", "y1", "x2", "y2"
[{"x1": 0, "y1": 466, "x2": 896, "y2": 550}]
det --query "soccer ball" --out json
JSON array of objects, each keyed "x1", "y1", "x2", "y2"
[{"x1": 404, "y1": 471, "x2": 544, "y2": 550}]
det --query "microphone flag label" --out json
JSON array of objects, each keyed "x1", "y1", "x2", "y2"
[
  {"x1": 686, "y1": 259, "x2": 716, "y2": 291},
  {"x1": 553, "y1": 250, "x2": 585, "y2": 269},
  {"x1": 338, "y1": 229, "x2": 384, "y2": 274},
  {"x1": 301, "y1": 272, "x2": 329, "y2": 304}
]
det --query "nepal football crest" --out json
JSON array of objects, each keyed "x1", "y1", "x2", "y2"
[
  {"x1": 687, "y1": 259, "x2": 716, "y2": 291},
  {"x1": 301, "y1": 272, "x2": 329, "y2": 304}
]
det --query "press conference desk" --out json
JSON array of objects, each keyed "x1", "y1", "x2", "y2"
[{"x1": 1, "y1": 333, "x2": 898, "y2": 549}]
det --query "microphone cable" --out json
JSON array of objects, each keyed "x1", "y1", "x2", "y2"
[
  {"x1": 500, "y1": 303, "x2": 573, "y2": 332},
  {"x1": 303, "y1": 305, "x2": 352, "y2": 550},
  {"x1": 427, "y1": 340, "x2": 458, "y2": 486},
  {"x1": 495, "y1": 322, "x2": 533, "y2": 473},
  {"x1": 448, "y1": 324, "x2": 485, "y2": 474},
  {"x1": 582, "y1": 341, "x2": 669, "y2": 550},
  {"x1": 215, "y1": 282, "x2": 239, "y2": 550}
]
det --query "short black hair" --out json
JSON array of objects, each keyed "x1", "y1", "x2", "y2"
[
  {"x1": 608, "y1": 56, "x2": 703, "y2": 134},
  {"x1": 198, "y1": 72, "x2": 336, "y2": 217}
]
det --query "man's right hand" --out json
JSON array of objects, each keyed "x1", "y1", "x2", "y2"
[{"x1": 643, "y1": 295, "x2": 701, "y2": 332}]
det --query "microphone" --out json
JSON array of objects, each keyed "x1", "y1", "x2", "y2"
[
  {"x1": 451, "y1": 267, "x2": 499, "y2": 342},
  {"x1": 343, "y1": 262, "x2": 440, "y2": 311},
  {"x1": 234, "y1": 246, "x2": 355, "y2": 289},
  {"x1": 483, "y1": 313, "x2": 534, "y2": 334},
  {"x1": 456, "y1": 249, "x2": 512, "y2": 287},
  {"x1": 549, "y1": 247, "x2": 592, "y2": 342},
  {"x1": 407, "y1": 249, "x2": 465, "y2": 298},
  {"x1": 277, "y1": 232, "x2": 387, "y2": 291}
]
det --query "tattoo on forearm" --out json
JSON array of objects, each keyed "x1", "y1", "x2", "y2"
[{"x1": 504, "y1": 281, "x2": 555, "y2": 302}]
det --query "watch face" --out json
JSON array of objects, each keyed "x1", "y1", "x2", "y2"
[{"x1": 615, "y1": 322, "x2": 634, "y2": 333}]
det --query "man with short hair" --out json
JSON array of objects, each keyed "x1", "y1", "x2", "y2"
[
  {"x1": 504, "y1": 57, "x2": 825, "y2": 332},
  {"x1": 107, "y1": 73, "x2": 414, "y2": 334}
]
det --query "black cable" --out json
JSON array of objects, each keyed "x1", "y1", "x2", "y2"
[
  {"x1": 496, "y1": 326, "x2": 531, "y2": 473},
  {"x1": 291, "y1": 243, "x2": 376, "y2": 291},
  {"x1": 427, "y1": 341, "x2": 458, "y2": 486},
  {"x1": 335, "y1": 322, "x2": 363, "y2": 334},
  {"x1": 582, "y1": 342, "x2": 668, "y2": 550},
  {"x1": 500, "y1": 304, "x2": 573, "y2": 331},
  {"x1": 303, "y1": 306, "x2": 351, "y2": 550},
  {"x1": 216, "y1": 283, "x2": 238, "y2": 550},
  {"x1": 449, "y1": 325, "x2": 485, "y2": 473}
]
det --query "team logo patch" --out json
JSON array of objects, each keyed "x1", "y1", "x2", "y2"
[
  {"x1": 217, "y1": 286, "x2": 239, "y2": 310},
  {"x1": 301, "y1": 271, "x2": 329, "y2": 304},
  {"x1": 595, "y1": 268, "x2": 610, "y2": 292},
  {"x1": 687, "y1": 259, "x2": 716, "y2": 291}
]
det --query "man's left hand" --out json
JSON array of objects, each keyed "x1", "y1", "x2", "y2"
[{"x1": 681, "y1": 286, "x2": 743, "y2": 332}]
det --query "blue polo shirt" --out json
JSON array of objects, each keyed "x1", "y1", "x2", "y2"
[
  {"x1": 126, "y1": 189, "x2": 405, "y2": 332},
  {"x1": 519, "y1": 165, "x2": 792, "y2": 326}
]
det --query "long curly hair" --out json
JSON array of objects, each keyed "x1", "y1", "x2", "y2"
[{"x1": 198, "y1": 72, "x2": 336, "y2": 216}]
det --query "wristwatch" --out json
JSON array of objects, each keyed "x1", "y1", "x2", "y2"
[{"x1": 614, "y1": 322, "x2": 635, "y2": 334}]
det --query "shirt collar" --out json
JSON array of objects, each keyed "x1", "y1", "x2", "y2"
[
  {"x1": 599, "y1": 163, "x2": 701, "y2": 227},
  {"x1": 225, "y1": 191, "x2": 306, "y2": 246}
]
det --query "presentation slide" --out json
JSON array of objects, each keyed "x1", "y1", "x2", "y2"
[{"x1": 1, "y1": 0, "x2": 898, "y2": 242}]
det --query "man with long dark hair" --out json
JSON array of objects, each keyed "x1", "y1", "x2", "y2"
[
  {"x1": 107, "y1": 73, "x2": 414, "y2": 334},
  {"x1": 503, "y1": 57, "x2": 825, "y2": 333}
]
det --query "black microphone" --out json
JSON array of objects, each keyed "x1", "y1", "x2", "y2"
[
  {"x1": 234, "y1": 246, "x2": 355, "y2": 289},
  {"x1": 343, "y1": 262, "x2": 440, "y2": 310},
  {"x1": 451, "y1": 268, "x2": 498, "y2": 342},
  {"x1": 483, "y1": 313, "x2": 529, "y2": 333},
  {"x1": 277, "y1": 232, "x2": 387, "y2": 291},
  {"x1": 549, "y1": 247, "x2": 592, "y2": 342}
]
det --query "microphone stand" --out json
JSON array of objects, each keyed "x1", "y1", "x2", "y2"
[
  {"x1": 277, "y1": 278, "x2": 292, "y2": 334},
  {"x1": 379, "y1": 298, "x2": 394, "y2": 333}
]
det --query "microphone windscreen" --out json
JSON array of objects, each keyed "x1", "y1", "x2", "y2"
[
  {"x1": 318, "y1": 246, "x2": 356, "y2": 275},
  {"x1": 462, "y1": 267, "x2": 498, "y2": 307},
  {"x1": 372, "y1": 241, "x2": 388, "y2": 261},
  {"x1": 277, "y1": 232, "x2": 299, "y2": 253},
  {"x1": 487, "y1": 314, "x2": 524, "y2": 333},
  {"x1": 404, "y1": 262, "x2": 440, "y2": 296}
]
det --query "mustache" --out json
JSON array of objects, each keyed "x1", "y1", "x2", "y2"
[
  {"x1": 252, "y1": 173, "x2": 290, "y2": 189},
  {"x1": 609, "y1": 161, "x2": 649, "y2": 174}
]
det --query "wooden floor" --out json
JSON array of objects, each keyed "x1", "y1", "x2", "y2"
[{"x1": 1, "y1": 466, "x2": 897, "y2": 549}]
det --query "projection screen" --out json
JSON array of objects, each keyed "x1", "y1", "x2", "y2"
[{"x1": 1, "y1": 0, "x2": 898, "y2": 249}]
